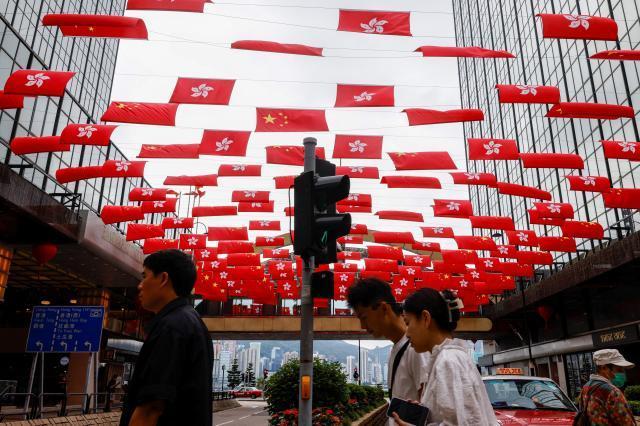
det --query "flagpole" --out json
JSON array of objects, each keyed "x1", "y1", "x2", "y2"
[{"x1": 298, "y1": 137, "x2": 316, "y2": 426}]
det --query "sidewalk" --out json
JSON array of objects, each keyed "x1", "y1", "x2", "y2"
[{"x1": 0, "y1": 412, "x2": 121, "y2": 425}]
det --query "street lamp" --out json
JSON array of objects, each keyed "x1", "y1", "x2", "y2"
[{"x1": 221, "y1": 365, "x2": 226, "y2": 391}]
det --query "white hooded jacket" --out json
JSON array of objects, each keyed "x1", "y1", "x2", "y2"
[{"x1": 419, "y1": 338, "x2": 498, "y2": 425}]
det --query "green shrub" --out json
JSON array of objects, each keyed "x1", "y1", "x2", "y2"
[
  {"x1": 628, "y1": 401, "x2": 640, "y2": 416},
  {"x1": 264, "y1": 358, "x2": 349, "y2": 414},
  {"x1": 624, "y1": 385, "x2": 640, "y2": 402}
]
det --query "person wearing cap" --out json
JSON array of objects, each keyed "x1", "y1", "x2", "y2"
[{"x1": 578, "y1": 348, "x2": 635, "y2": 425}]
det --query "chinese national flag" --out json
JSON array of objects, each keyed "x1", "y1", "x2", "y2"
[
  {"x1": 404, "y1": 108, "x2": 484, "y2": 126},
  {"x1": 199, "y1": 130, "x2": 251, "y2": 156},
  {"x1": 0, "y1": 90, "x2": 24, "y2": 109},
  {"x1": 217, "y1": 240, "x2": 254, "y2": 254},
  {"x1": 538, "y1": 236, "x2": 577, "y2": 253},
  {"x1": 349, "y1": 224, "x2": 368, "y2": 234},
  {"x1": 100, "y1": 205, "x2": 144, "y2": 224},
  {"x1": 561, "y1": 221, "x2": 604, "y2": 239},
  {"x1": 101, "y1": 102, "x2": 178, "y2": 126},
  {"x1": 335, "y1": 85, "x2": 394, "y2": 107},
  {"x1": 381, "y1": 176, "x2": 441, "y2": 189},
  {"x1": 169, "y1": 78, "x2": 235, "y2": 105},
  {"x1": 274, "y1": 176, "x2": 296, "y2": 189},
  {"x1": 10, "y1": 136, "x2": 70, "y2": 155},
  {"x1": 603, "y1": 188, "x2": 640, "y2": 209},
  {"x1": 227, "y1": 253, "x2": 261, "y2": 266},
  {"x1": 137, "y1": 144, "x2": 200, "y2": 159},
  {"x1": 332, "y1": 135, "x2": 383, "y2": 159},
  {"x1": 127, "y1": 0, "x2": 206, "y2": 13},
  {"x1": 376, "y1": 210, "x2": 423, "y2": 222},
  {"x1": 388, "y1": 152, "x2": 457, "y2": 170},
  {"x1": 337, "y1": 10, "x2": 411, "y2": 36},
  {"x1": 367, "y1": 245, "x2": 403, "y2": 260},
  {"x1": 255, "y1": 108, "x2": 328, "y2": 132},
  {"x1": 125, "y1": 224, "x2": 164, "y2": 241},
  {"x1": 143, "y1": 238, "x2": 179, "y2": 254},
  {"x1": 266, "y1": 145, "x2": 326, "y2": 166},
  {"x1": 208, "y1": 227, "x2": 248, "y2": 241}
]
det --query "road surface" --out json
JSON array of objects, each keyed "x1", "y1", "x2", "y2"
[{"x1": 214, "y1": 400, "x2": 269, "y2": 426}]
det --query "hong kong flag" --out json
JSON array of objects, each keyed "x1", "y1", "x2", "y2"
[
  {"x1": 169, "y1": 78, "x2": 235, "y2": 105},
  {"x1": 334, "y1": 263, "x2": 358, "y2": 272},
  {"x1": 249, "y1": 220, "x2": 280, "y2": 231},
  {"x1": 336, "y1": 166, "x2": 379, "y2": 179},
  {"x1": 238, "y1": 201, "x2": 274, "y2": 213},
  {"x1": 194, "y1": 247, "x2": 218, "y2": 261},
  {"x1": 335, "y1": 85, "x2": 394, "y2": 107},
  {"x1": 227, "y1": 253, "x2": 261, "y2": 266},
  {"x1": 536, "y1": 14, "x2": 618, "y2": 41},
  {"x1": 263, "y1": 248, "x2": 290, "y2": 259},
  {"x1": 10, "y1": 136, "x2": 70, "y2": 155},
  {"x1": 218, "y1": 164, "x2": 261, "y2": 177},
  {"x1": 601, "y1": 140, "x2": 640, "y2": 161},
  {"x1": 412, "y1": 241, "x2": 441, "y2": 252},
  {"x1": 101, "y1": 102, "x2": 178, "y2": 126},
  {"x1": 405, "y1": 255, "x2": 431, "y2": 268},
  {"x1": 338, "y1": 10, "x2": 411, "y2": 36},
  {"x1": 100, "y1": 160, "x2": 146, "y2": 178},
  {"x1": 332, "y1": 135, "x2": 383, "y2": 159},
  {"x1": 422, "y1": 226, "x2": 455, "y2": 238},
  {"x1": 533, "y1": 202, "x2": 575, "y2": 219},
  {"x1": 141, "y1": 198, "x2": 177, "y2": 214},
  {"x1": 349, "y1": 224, "x2": 368, "y2": 234},
  {"x1": 404, "y1": 108, "x2": 484, "y2": 126},
  {"x1": 468, "y1": 138, "x2": 520, "y2": 160},
  {"x1": 255, "y1": 108, "x2": 328, "y2": 132},
  {"x1": 507, "y1": 230, "x2": 539, "y2": 247},
  {"x1": 566, "y1": 175, "x2": 611, "y2": 192},
  {"x1": 60, "y1": 124, "x2": 117, "y2": 146},
  {"x1": 127, "y1": 0, "x2": 206, "y2": 13},
  {"x1": 337, "y1": 251, "x2": 360, "y2": 260},
  {"x1": 137, "y1": 144, "x2": 200, "y2": 159},
  {"x1": 433, "y1": 199, "x2": 473, "y2": 218},
  {"x1": 334, "y1": 276, "x2": 355, "y2": 301},
  {"x1": 3, "y1": 70, "x2": 75, "y2": 97},
  {"x1": 232, "y1": 190, "x2": 270, "y2": 203},
  {"x1": 199, "y1": 130, "x2": 251, "y2": 156},
  {"x1": 529, "y1": 209, "x2": 566, "y2": 227},
  {"x1": 266, "y1": 145, "x2": 326, "y2": 166},
  {"x1": 490, "y1": 245, "x2": 518, "y2": 258},
  {"x1": 495, "y1": 84, "x2": 561, "y2": 104},
  {"x1": 161, "y1": 217, "x2": 194, "y2": 230},
  {"x1": 255, "y1": 236, "x2": 285, "y2": 246},
  {"x1": 179, "y1": 233, "x2": 207, "y2": 249},
  {"x1": 450, "y1": 172, "x2": 497, "y2": 186},
  {"x1": 277, "y1": 281, "x2": 299, "y2": 299},
  {"x1": 388, "y1": 152, "x2": 457, "y2": 170},
  {"x1": 399, "y1": 266, "x2": 423, "y2": 280},
  {"x1": 129, "y1": 187, "x2": 168, "y2": 202},
  {"x1": 338, "y1": 235, "x2": 364, "y2": 244}
]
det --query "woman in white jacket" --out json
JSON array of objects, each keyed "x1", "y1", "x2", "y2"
[{"x1": 391, "y1": 288, "x2": 497, "y2": 426}]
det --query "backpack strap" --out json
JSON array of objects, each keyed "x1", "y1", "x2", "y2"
[{"x1": 389, "y1": 340, "x2": 411, "y2": 399}]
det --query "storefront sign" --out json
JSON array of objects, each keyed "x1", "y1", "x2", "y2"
[
  {"x1": 496, "y1": 368, "x2": 523, "y2": 375},
  {"x1": 592, "y1": 325, "x2": 639, "y2": 348}
]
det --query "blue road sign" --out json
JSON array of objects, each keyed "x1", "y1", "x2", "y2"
[{"x1": 26, "y1": 306, "x2": 104, "y2": 353}]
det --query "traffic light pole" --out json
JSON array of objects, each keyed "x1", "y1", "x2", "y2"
[{"x1": 298, "y1": 137, "x2": 317, "y2": 426}]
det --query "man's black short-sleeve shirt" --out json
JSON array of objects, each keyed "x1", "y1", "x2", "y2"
[{"x1": 120, "y1": 298, "x2": 213, "y2": 426}]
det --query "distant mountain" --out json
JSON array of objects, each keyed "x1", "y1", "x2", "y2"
[{"x1": 235, "y1": 340, "x2": 392, "y2": 366}]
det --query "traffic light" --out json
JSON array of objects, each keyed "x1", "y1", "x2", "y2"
[{"x1": 294, "y1": 159, "x2": 351, "y2": 264}]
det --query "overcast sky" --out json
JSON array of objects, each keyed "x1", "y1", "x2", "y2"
[{"x1": 110, "y1": 0, "x2": 470, "y2": 247}]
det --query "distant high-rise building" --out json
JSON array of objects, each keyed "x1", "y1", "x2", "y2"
[
  {"x1": 282, "y1": 351, "x2": 299, "y2": 366},
  {"x1": 346, "y1": 355, "x2": 356, "y2": 383},
  {"x1": 359, "y1": 348, "x2": 369, "y2": 384},
  {"x1": 270, "y1": 347, "x2": 283, "y2": 371}
]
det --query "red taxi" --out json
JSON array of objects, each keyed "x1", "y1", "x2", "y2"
[
  {"x1": 482, "y1": 369, "x2": 577, "y2": 425},
  {"x1": 231, "y1": 386, "x2": 263, "y2": 399}
]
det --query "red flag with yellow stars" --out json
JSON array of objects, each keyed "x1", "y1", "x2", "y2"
[
  {"x1": 255, "y1": 108, "x2": 328, "y2": 132},
  {"x1": 266, "y1": 145, "x2": 326, "y2": 165},
  {"x1": 101, "y1": 101, "x2": 178, "y2": 126}
]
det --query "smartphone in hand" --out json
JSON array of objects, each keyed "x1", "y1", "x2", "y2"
[{"x1": 387, "y1": 397, "x2": 429, "y2": 426}]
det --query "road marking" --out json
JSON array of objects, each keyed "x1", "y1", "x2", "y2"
[
  {"x1": 216, "y1": 421, "x2": 234, "y2": 426},
  {"x1": 239, "y1": 415, "x2": 250, "y2": 420}
]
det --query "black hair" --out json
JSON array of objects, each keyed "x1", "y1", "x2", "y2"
[
  {"x1": 346, "y1": 277, "x2": 402, "y2": 315},
  {"x1": 143, "y1": 249, "x2": 197, "y2": 297},
  {"x1": 403, "y1": 288, "x2": 460, "y2": 332}
]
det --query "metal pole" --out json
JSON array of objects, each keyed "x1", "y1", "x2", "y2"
[
  {"x1": 358, "y1": 340, "x2": 361, "y2": 386},
  {"x1": 39, "y1": 353, "x2": 44, "y2": 419},
  {"x1": 24, "y1": 353, "x2": 37, "y2": 418},
  {"x1": 93, "y1": 352, "x2": 99, "y2": 414},
  {"x1": 298, "y1": 137, "x2": 316, "y2": 426}
]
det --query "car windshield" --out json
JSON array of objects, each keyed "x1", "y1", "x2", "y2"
[{"x1": 484, "y1": 379, "x2": 575, "y2": 412}]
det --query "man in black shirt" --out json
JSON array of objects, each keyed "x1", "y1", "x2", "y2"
[{"x1": 120, "y1": 249, "x2": 213, "y2": 426}]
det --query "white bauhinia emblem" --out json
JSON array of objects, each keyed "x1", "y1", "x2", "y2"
[
  {"x1": 349, "y1": 140, "x2": 367, "y2": 153},
  {"x1": 484, "y1": 260, "x2": 494, "y2": 268},
  {"x1": 215, "y1": 137, "x2": 233, "y2": 152},
  {"x1": 220, "y1": 271, "x2": 228, "y2": 279},
  {"x1": 212, "y1": 261, "x2": 220, "y2": 268},
  {"x1": 191, "y1": 83, "x2": 214, "y2": 98},
  {"x1": 516, "y1": 232, "x2": 529, "y2": 242},
  {"x1": 415, "y1": 257, "x2": 423, "y2": 264},
  {"x1": 460, "y1": 280, "x2": 469, "y2": 288},
  {"x1": 516, "y1": 85, "x2": 538, "y2": 96},
  {"x1": 564, "y1": 14, "x2": 591, "y2": 30},
  {"x1": 251, "y1": 202, "x2": 262, "y2": 208},
  {"x1": 619, "y1": 142, "x2": 637, "y2": 153},
  {"x1": 433, "y1": 227, "x2": 444, "y2": 234},
  {"x1": 273, "y1": 249, "x2": 281, "y2": 255},
  {"x1": 498, "y1": 246, "x2": 509, "y2": 254},
  {"x1": 360, "y1": 17, "x2": 387, "y2": 33},
  {"x1": 77, "y1": 125, "x2": 97, "y2": 138},
  {"x1": 276, "y1": 262, "x2": 285, "y2": 271},
  {"x1": 353, "y1": 92, "x2": 374, "y2": 102},
  {"x1": 399, "y1": 278, "x2": 408, "y2": 287},
  {"x1": 465, "y1": 172, "x2": 481, "y2": 180},
  {"x1": 187, "y1": 236, "x2": 199, "y2": 246},
  {"x1": 347, "y1": 194, "x2": 359, "y2": 201},
  {"x1": 471, "y1": 271, "x2": 481, "y2": 279},
  {"x1": 340, "y1": 274, "x2": 349, "y2": 282},
  {"x1": 580, "y1": 176, "x2": 596, "y2": 186},
  {"x1": 201, "y1": 249, "x2": 211, "y2": 258},
  {"x1": 339, "y1": 285, "x2": 347, "y2": 293},
  {"x1": 259, "y1": 220, "x2": 271, "y2": 227},
  {"x1": 227, "y1": 280, "x2": 234, "y2": 287},
  {"x1": 350, "y1": 166, "x2": 364, "y2": 173},
  {"x1": 548, "y1": 204, "x2": 562, "y2": 214},
  {"x1": 483, "y1": 140, "x2": 502, "y2": 156},
  {"x1": 115, "y1": 161, "x2": 131, "y2": 172},
  {"x1": 265, "y1": 237, "x2": 275, "y2": 243},
  {"x1": 173, "y1": 218, "x2": 183, "y2": 225},
  {"x1": 283, "y1": 283, "x2": 291, "y2": 291},
  {"x1": 141, "y1": 188, "x2": 154, "y2": 196},
  {"x1": 394, "y1": 288, "x2": 402, "y2": 295},
  {"x1": 244, "y1": 191, "x2": 256, "y2": 198},
  {"x1": 153, "y1": 201, "x2": 165, "y2": 208},
  {"x1": 447, "y1": 202, "x2": 461, "y2": 211},
  {"x1": 406, "y1": 268, "x2": 415, "y2": 276},
  {"x1": 279, "y1": 273, "x2": 287, "y2": 278},
  {"x1": 232, "y1": 164, "x2": 245, "y2": 171},
  {"x1": 25, "y1": 72, "x2": 50, "y2": 88}
]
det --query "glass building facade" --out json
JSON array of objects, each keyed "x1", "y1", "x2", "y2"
[
  {"x1": 0, "y1": 0, "x2": 165, "y2": 233},
  {"x1": 453, "y1": 0, "x2": 640, "y2": 284}
]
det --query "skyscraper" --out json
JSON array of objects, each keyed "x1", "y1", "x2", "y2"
[
  {"x1": 270, "y1": 346, "x2": 283, "y2": 372},
  {"x1": 359, "y1": 347, "x2": 369, "y2": 384},
  {"x1": 346, "y1": 355, "x2": 356, "y2": 383}
]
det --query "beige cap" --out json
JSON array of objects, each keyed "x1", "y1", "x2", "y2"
[{"x1": 593, "y1": 349, "x2": 635, "y2": 368}]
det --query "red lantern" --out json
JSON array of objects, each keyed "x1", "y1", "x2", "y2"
[{"x1": 32, "y1": 243, "x2": 58, "y2": 264}]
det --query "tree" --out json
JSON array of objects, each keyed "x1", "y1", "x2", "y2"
[
  {"x1": 245, "y1": 363, "x2": 256, "y2": 387},
  {"x1": 227, "y1": 359, "x2": 242, "y2": 389}
]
